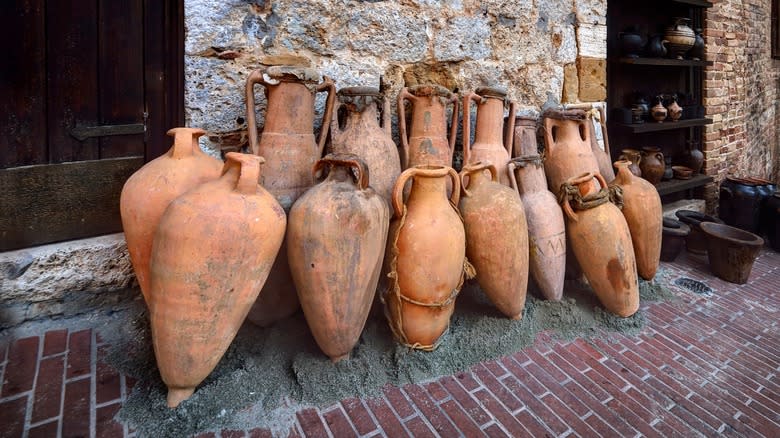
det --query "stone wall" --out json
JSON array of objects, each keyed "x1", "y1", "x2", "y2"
[
  {"x1": 702, "y1": 0, "x2": 780, "y2": 209},
  {"x1": 184, "y1": 0, "x2": 609, "y2": 156}
]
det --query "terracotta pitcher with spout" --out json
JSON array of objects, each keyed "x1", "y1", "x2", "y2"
[
  {"x1": 329, "y1": 86, "x2": 401, "y2": 206},
  {"x1": 287, "y1": 154, "x2": 389, "y2": 362},
  {"x1": 542, "y1": 109, "x2": 600, "y2": 197},
  {"x1": 611, "y1": 160, "x2": 662, "y2": 280},
  {"x1": 508, "y1": 117, "x2": 566, "y2": 301},
  {"x1": 149, "y1": 153, "x2": 286, "y2": 408},
  {"x1": 120, "y1": 127, "x2": 222, "y2": 304},
  {"x1": 383, "y1": 165, "x2": 473, "y2": 350},
  {"x1": 244, "y1": 65, "x2": 336, "y2": 326},
  {"x1": 397, "y1": 84, "x2": 459, "y2": 169},
  {"x1": 462, "y1": 87, "x2": 517, "y2": 186},
  {"x1": 559, "y1": 172, "x2": 639, "y2": 317},
  {"x1": 459, "y1": 162, "x2": 529, "y2": 319}
]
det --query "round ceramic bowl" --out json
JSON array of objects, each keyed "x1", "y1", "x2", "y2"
[{"x1": 672, "y1": 165, "x2": 693, "y2": 179}]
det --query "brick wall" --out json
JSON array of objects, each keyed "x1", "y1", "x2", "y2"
[{"x1": 703, "y1": 0, "x2": 780, "y2": 209}]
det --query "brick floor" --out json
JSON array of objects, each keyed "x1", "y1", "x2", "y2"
[{"x1": 1, "y1": 248, "x2": 778, "y2": 438}]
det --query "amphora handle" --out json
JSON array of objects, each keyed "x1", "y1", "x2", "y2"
[
  {"x1": 313, "y1": 153, "x2": 369, "y2": 190},
  {"x1": 245, "y1": 68, "x2": 269, "y2": 156},
  {"x1": 462, "y1": 92, "x2": 482, "y2": 165},
  {"x1": 397, "y1": 87, "x2": 415, "y2": 169},
  {"x1": 391, "y1": 166, "x2": 461, "y2": 219},
  {"x1": 460, "y1": 161, "x2": 498, "y2": 198},
  {"x1": 315, "y1": 77, "x2": 337, "y2": 158}
]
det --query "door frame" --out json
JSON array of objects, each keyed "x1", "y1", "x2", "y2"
[{"x1": 144, "y1": 0, "x2": 185, "y2": 160}]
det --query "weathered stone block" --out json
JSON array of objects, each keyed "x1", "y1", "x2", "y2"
[
  {"x1": 562, "y1": 63, "x2": 579, "y2": 103},
  {"x1": 433, "y1": 16, "x2": 491, "y2": 61},
  {"x1": 345, "y1": 4, "x2": 429, "y2": 62},
  {"x1": 576, "y1": 23, "x2": 606, "y2": 58},
  {"x1": 577, "y1": 56, "x2": 606, "y2": 102}
]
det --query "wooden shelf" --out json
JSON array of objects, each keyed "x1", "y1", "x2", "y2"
[
  {"x1": 616, "y1": 118, "x2": 713, "y2": 133},
  {"x1": 656, "y1": 173, "x2": 714, "y2": 196},
  {"x1": 618, "y1": 57, "x2": 713, "y2": 67},
  {"x1": 671, "y1": 0, "x2": 713, "y2": 8}
]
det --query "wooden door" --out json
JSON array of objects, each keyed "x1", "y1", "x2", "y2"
[{"x1": 0, "y1": 0, "x2": 183, "y2": 251}]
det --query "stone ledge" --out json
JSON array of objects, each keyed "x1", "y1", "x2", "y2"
[
  {"x1": 0, "y1": 233, "x2": 138, "y2": 328},
  {"x1": 662, "y1": 198, "x2": 706, "y2": 219}
]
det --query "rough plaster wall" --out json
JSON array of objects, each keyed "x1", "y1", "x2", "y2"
[
  {"x1": 183, "y1": 0, "x2": 607, "y2": 156},
  {"x1": 703, "y1": 0, "x2": 780, "y2": 192}
]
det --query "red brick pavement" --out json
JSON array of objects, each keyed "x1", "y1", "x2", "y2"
[{"x1": 1, "y1": 249, "x2": 778, "y2": 437}]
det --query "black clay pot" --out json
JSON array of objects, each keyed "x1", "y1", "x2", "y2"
[
  {"x1": 661, "y1": 217, "x2": 690, "y2": 262},
  {"x1": 675, "y1": 210, "x2": 724, "y2": 254},
  {"x1": 690, "y1": 29, "x2": 705, "y2": 61},
  {"x1": 761, "y1": 192, "x2": 780, "y2": 251},
  {"x1": 646, "y1": 35, "x2": 668, "y2": 58},
  {"x1": 700, "y1": 222, "x2": 764, "y2": 284},
  {"x1": 620, "y1": 32, "x2": 645, "y2": 58},
  {"x1": 719, "y1": 177, "x2": 761, "y2": 233}
]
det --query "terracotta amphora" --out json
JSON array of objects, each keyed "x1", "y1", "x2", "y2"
[
  {"x1": 585, "y1": 107, "x2": 616, "y2": 182},
  {"x1": 149, "y1": 153, "x2": 286, "y2": 408},
  {"x1": 462, "y1": 87, "x2": 517, "y2": 186},
  {"x1": 559, "y1": 172, "x2": 639, "y2": 317},
  {"x1": 120, "y1": 128, "x2": 222, "y2": 304},
  {"x1": 639, "y1": 146, "x2": 665, "y2": 185},
  {"x1": 459, "y1": 162, "x2": 529, "y2": 319},
  {"x1": 329, "y1": 86, "x2": 401, "y2": 207},
  {"x1": 287, "y1": 154, "x2": 389, "y2": 362},
  {"x1": 245, "y1": 65, "x2": 336, "y2": 326},
  {"x1": 611, "y1": 160, "x2": 662, "y2": 280},
  {"x1": 383, "y1": 165, "x2": 473, "y2": 350},
  {"x1": 541, "y1": 109, "x2": 600, "y2": 197},
  {"x1": 398, "y1": 84, "x2": 458, "y2": 169},
  {"x1": 507, "y1": 117, "x2": 566, "y2": 301}
]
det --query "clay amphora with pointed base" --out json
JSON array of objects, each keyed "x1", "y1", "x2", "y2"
[
  {"x1": 462, "y1": 87, "x2": 516, "y2": 186},
  {"x1": 397, "y1": 84, "x2": 458, "y2": 169},
  {"x1": 508, "y1": 117, "x2": 566, "y2": 301},
  {"x1": 287, "y1": 154, "x2": 389, "y2": 362},
  {"x1": 120, "y1": 128, "x2": 222, "y2": 304},
  {"x1": 559, "y1": 172, "x2": 639, "y2": 317},
  {"x1": 329, "y1": 87, "x2": 401, "y2": 207},
  {"x1": 459, "y1": 162, "x2": 529, "y2": 319},
  {"x1": 611, "y1": 160, "x2": 662, "y2": 280},
  {"x1": 150, "y1": 153, "x2": 286, "y2": 408},
  {"x1": 245, "y1": 65, "x2": 336, "y2": 326},
  {"x1": 384, "y1": 165, "x2": 472, "y2": 350},
  {"x1": 541, "y1": 109, "x2": 600, "y2": 197}
]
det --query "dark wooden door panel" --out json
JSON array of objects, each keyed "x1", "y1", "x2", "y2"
[
  {"x1": 98, "y1": 0, "x2": 146, "y2": 159},
  {"x1": 0, "y1": 157, "x2": 144, "y2": 251},
  {"x1": 1, "y1": 0, "x2": 47, "y2": 169},
  {"x1": 46, "y1": 0, "x2": 101, "y2": 164}
]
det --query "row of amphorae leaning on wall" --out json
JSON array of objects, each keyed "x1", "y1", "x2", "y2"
[{"x1": 119, "y1": 65, "x2": 660, "y2": 408}]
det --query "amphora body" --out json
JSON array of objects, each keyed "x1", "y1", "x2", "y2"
[
  {"x1": 287, "y1": 154, "x2": 389, "y2": 362},
  {"x1": 542, "y1": 110, "x2": 600, "y2": 197},
  {"x1": 244, "y1": 65, "x2": 336, "y2": 326},
  {"x1": 149, "y1": 153, "x2": 286, "y2": 407},
  {"x1": 611, "y1": 160, "x2": 662, "y2": 280},
  {"x1": 384, "y1": 165, "x2": 472, "y2": 350},
  {"x1": 398, "y1": 84, "x2": 458, "y2": 169},
  {"x1": 462, "y1": 87, "x2": 516, "y2": 186},
  {"x1": 560, "y1": 173, "x2": 639, "y2": 317},
  {"x1": 459, "y1": 162, "x2": 529, "y2": 318},
  {"x1": 120, "y1": 128, "x2": 222, "y2": 303},
  {"x1": 508, "y1": 117, "x2": 566, "y2": 301},
  {"x1": 330, "y1": 87, "x2": 401, "y2": 206}
]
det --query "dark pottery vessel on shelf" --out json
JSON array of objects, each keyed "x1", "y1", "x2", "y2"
[
  {"x1": 646, "y1": 35, "x2": 668, "y2": 58},
  {"x1": 619, "y1": 31, "x2": 645, "y2": 58},
  {"x1": 631, "y1": 94, "x2": 650, "y2": 120},
  {"x1": 666, "y1": 95, "x2": 683, "y2": 122},
  {"x1": 675, "y1": 210, "x2": 724, "y2": 255},
  {"x1": 630, "y1": 105, "x2": 645, "y2": 124},
  {"x1": 662, "y1": 155, "x2": 673, "y2": 181},
  {"x1": 650, "y1": 96, "x2": 668, "y2": 122},
  {"x1": 761, "y1": 192, "x2": 780, "y2": 251},
  {"x1": 661, "y1": 217, "x2": 691, "y2": 262},
  {"x1": 681, "y1": 140, "x2": 704, "y2": 174},
  {"x1": 618, "y1": 148, "x2": 643, "y2": 177},
  {"x1": 700, "y1": 222, "x2": 764, "y2": 284},
  {"x1": 719, "y1": 177, "x2": 761, "y2": 233},
  {"x1": 639, "y1": 146, "x2": 664, "y2": 185},
  {"x1": 664, "y1": 17, "x2": 695, "y2": 60},
  {"x1": 672, "y1": 165, "x2": 693, "y2": 180},
  {"x1": 690, "y1": 28, "x2": 705, "y2": 61}
]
